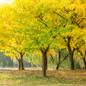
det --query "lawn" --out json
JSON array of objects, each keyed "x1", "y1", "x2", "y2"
[{"x1": 0, "y1": 69, "x2": 86, "y2": 86}]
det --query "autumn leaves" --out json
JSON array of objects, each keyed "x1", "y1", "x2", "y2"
[{"x1": 0, "y1": 0, "x2": 86, "y2": 76}]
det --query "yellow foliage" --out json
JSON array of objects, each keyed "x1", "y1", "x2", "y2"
[{"x1": 47, "y1": 49, "x2": 56, "y2": 57}]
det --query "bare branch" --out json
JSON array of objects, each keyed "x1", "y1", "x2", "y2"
[
  {"x1": 15, "y1": 56, "x2": 19, "y2": 61},
  {"x1": 53, "y1": 11, "x2": 68, "y2": 21},
  {"x1": 60, "y1": 53, "x2": 69, "y2": 63}
]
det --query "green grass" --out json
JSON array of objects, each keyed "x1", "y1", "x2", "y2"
[{"x1": 0, "y1": 70, "x2": 86, "y2": 86}]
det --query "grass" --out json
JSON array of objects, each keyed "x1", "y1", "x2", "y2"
[{"x1": 0, "y1": 69, "x2": 86, "y2": 86}]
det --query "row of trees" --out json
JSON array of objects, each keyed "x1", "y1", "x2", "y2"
[{"x1": 0, "y1": 0, "x2": 86, "y2": 76}]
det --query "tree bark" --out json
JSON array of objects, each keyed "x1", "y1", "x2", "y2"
[
  {"x1": 42, "y1": 52, "x2": 47, "y2": 76},
  {"x1": 56, "y1": 63, "x2": 60, "y2": 70},
  {"x1": 67, "y1": 37, "x2": 74, "y2": 70},
  {"x1": 82, "y1": 57, "x2": 86, "y2": 69},
  {"x1": 70, "y1": 52, "x2": 74, "y2": 70},
  {"x1": 18, "y1": 54, "x2": 24, "y2": 70},
  {"x1": 40, "y1": 45, "x2": 49, "y2": 77}
]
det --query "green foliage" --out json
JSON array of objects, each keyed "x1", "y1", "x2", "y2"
[{"x1": 0, "y1": 0, "x2": 85, "y2": 70}]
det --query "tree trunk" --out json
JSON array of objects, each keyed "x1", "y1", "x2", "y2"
[
  {"x1": 56, "y1": 51, "x2": 61, "y2": 70},
  {"x1": 42, "y1": 52, "x2": 47, "y2": 76},
  {"x1": 67, "y1": 37, "x2": 74, "y2": 70},
  {"x1": 56, "y1": 63, "x2": 60, "y2": 70},
  {"x1": 82, "y1": 58, "x2": 86, "y2": 69},
  {"x1": 40, "y1": 45, "x2": 49, "y2": 77},
  {"x1": 70, "y1": 52, "x2": 74, "y2": 70},
  {"x1": 18, "y1": 55, "x2": 24, "y2": 70}
]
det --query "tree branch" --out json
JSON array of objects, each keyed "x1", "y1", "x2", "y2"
[
  {"x1": 78, "y1": 18, "x2": 86, "y2": 25},
  {"x1": 60, "y1": 53, "x2": 69, "y2": 63},
  {"x1": 53, "y1": 11, "x2": 68, "y2": 21}
]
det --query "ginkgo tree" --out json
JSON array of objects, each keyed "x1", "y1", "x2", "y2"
[
  {"x1": 28, "y1": 0, "x2": 63, "y2": 76},
  {"x1": 0, "y1": 0, "x2": 32, "y2": 70},
  {"x1": 51, "y1": 0, "x2": 86, "y2": 70}
]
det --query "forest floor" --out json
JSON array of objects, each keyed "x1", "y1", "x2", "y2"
[{"x1": 0, "y1": 69, "x2": 86, "y2": 86}]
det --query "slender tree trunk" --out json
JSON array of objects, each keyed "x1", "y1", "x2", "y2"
[
  {"x1": 42, "y1": 52, "x2": 47, "y2": 76},
  {"x1": 18, "y1": 55, "x2": 24, "y2": 70},
  {"x1": 56, "y1": 51, "x2": 61, "y2": 70},
  {"x1": 21, "y1": 55, "x2": 24, "y2": 70},
  {"x1": 70, "y1": 52, "x2": 74, "y2": 70},
  {"x1": 82, "y1": 58, "x2": 86, "y2": 69},
  {"x1": 56, "y1": 63, "x2": 60, "y2": 70},
  {"x1": 79, "y1": 51, "x2": 86, "y2": 70},
  {"x1": 18, "y1": 59, "x2": 21, "y2": 70}
]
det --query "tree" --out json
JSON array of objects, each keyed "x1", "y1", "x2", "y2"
[
  {"x1": 52, "y1": 0, "x2": 86, "y2": 70},
  {"x1": 0, "y1": 1, "x2": 32, "y2": 70},
  {"x1": 48, "y1": 49, "x2": 69, "y2": 70},
  {"x1": 27, "y1": 0, "x2": 59, "y2": 76}
]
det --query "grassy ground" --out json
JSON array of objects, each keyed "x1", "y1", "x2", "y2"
[{"x1": 0, "y1": 69, "x2": 86, "y2": 86}]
